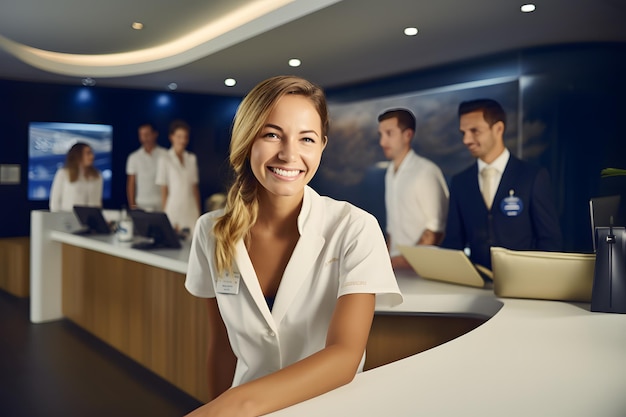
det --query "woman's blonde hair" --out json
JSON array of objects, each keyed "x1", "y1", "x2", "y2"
[
  {"x1": 213, "y1": 75, "x2": 329, "y2": 275},
  {"x1": 65, "y1": 142, "x2": 100, "y2": 182}
]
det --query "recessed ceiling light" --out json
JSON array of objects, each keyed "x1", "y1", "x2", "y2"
[
  {"x1": 81, "y1": 77, "x2": 96, "y2": 86},
  {"x1": 520, "y1": 4, "x2": 536, "y2": 12},
  {"x1": 157, "y1": 94, "x2": 170, "y2": 106},
  {"x1": 404, "y1": 27, "x2": 419, "y2": 36},
  {"x1": 76, "y1": 89, "x2": 92, "y2": 103},
  {"x1": 131, "y1": 22, "x2": 144, "y2": 30},
  {"x1": 288, "y1": 58, "x2": 301, "y2": 67},
  {"x1": 167, "y1": 82, "x2": 178, "y2": 91},
  {"x1": 224, "y1": 78, "x2": 236, "y2": 87}
]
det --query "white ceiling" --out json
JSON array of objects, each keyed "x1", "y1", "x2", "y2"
[{"x1": 0, "y1": 0, "x2": 624, "y2": 96}]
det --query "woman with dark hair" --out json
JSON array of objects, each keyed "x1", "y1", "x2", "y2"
[
  {"x1": 185, "y1": 76, "x2": 402, "y2": 417},
  {"x1": 49, "y1": 142, "x2": 102, "y2": 212}
]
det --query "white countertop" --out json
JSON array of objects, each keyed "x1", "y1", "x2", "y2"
[
  {"x1": 32, "y1": 211, "x2": 626, "y2": 416},
  {"x1": 48, "y1": 230, "x2": 503, "y2": 317},
  {"x1": 50, "y1": 230, "x2": 191, "y2": 274},
  {"x1": 337, "y1": 273, "x2": 623, "y2": 416},
  {"x1": 270, "y1": 281, "x2": 626, "y2": 417}
]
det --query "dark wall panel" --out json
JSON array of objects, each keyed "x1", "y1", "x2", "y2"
[
  {"x1": 1, "y1": 42, "x2": 624, "y2": 254},
  {"x1": 321, "y1": 42, "x2": 626, "y2": 252},
  {"x1": 0, "y1": 82, "x2": 240, "y2": 237}
]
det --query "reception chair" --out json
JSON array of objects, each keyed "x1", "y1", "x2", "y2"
[{"x1": 491, "y1": 247, "x2": 596, "y2": 302}]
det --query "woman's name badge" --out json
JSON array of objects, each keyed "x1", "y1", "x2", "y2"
[
  {"x1": 216, "y1": 271, "x2": 240, "y2": 294},
  {"x1": 500, "y1": 189, "x2": 523, "y2": 217}
]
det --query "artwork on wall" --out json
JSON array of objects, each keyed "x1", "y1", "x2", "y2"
[
  {"x1": 310, "y1": 76, "x2": 521, "y2": 223},
  {"x1": 28, "y1": 122, "x2": 113, "y2": 201}
]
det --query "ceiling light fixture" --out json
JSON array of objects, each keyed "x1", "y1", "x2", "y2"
[
  {"x1": 520, "y1": 4, "x2": 536, "y2": 12},
  {"x1": 0, "y1": 0, "x2": 343, "y2": 77},
  {"x1": 81, "y1": 77, "x2": 96, "y2": 86},
  {"x1": 224, "y1": 78, "x2": 236, "y2": 87},
  {"x1": 157, "y1": 94, "x2": 170, "y2": 106},
  {"x1": 404, "y1": 27, "x2": 418, "y2": 36},
  {"x1": 76, "y1": 89, "x2": 92, "y2": 103},
  {"x1": 131, "y1": 22, "x2": 144, "y2": 30},
  {"x1": 167, "y1": 82, "x2": 178, "y2": 91},
  {"x1": 288, "y1": 58, "x2": 301, "y2": 67}
]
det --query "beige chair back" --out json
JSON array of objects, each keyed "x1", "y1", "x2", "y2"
[{"x1": 491, "y1": 247, "x2": 595, "y2": 302}]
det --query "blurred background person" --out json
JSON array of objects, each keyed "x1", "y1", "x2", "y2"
[
  {"x1": 126, "y1": 122, "x2": 166, "y2": 211},
  {"x1": 442, "y1": 98, "x2": 562, "y2": 270},
  {"x1": 204, "y1": 192, "x2": 227, "y2": 213},
  {"x1": 378, "y1": 108, "x2": 449, "y2": 269},
  {"x1": 156, "y1": 119, "x2": 201, "y2": 233},
  {"x1": 49, "y1": 142, "x2": 102, "y2": 212}
]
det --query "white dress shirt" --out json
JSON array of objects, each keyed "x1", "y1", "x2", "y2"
[
  {"x1": 385, "y1": 149, "x2": 449, "y2": 256},
  {"x1": 126, "y1": 145, "x2": 166, "y2": 210}
]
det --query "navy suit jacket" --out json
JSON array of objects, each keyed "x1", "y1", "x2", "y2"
[{"x1": 442, "y1": 155, "x2": 562, "y2": 269}]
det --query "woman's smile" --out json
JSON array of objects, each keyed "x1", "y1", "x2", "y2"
[{"x1": 268, "y1": 166, "x2": 303, "y2": 179}]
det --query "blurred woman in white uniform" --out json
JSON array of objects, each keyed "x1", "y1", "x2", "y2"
[
  {"x1": 49, "y1": 142, "x2": 102, "y2": 212},
  {"x1": 185, "y1": 76, "x2": 402, "y2": 417},
  {"x1": 155, "y1": 120, "x2": 201, "y2": 233}
]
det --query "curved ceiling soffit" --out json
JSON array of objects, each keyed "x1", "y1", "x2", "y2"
[{"x1": 0, "y1": 0, "x2": 340, "y2": 78}]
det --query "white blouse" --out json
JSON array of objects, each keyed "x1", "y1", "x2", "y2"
[
  {"x1": 186, "y1": 186, "x2": 403, "y2": 387},
  {"x1": 49, "y1": 168, "x2": 103, "y2": 212},
  {"x1": 155, "y1": 148, "x2": 200, "y2": 231}
]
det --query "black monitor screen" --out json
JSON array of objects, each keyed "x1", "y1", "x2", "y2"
[
  {"x1": 129, "y1": 211, "x2": 181, "y2": 249},
  {"x1": 73, "y1": 206, "x2": 111, "y2": 235}
]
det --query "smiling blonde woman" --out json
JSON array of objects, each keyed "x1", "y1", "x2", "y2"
[{"x1": 185, "y1": 75, "x2": 403, "y2": 417}]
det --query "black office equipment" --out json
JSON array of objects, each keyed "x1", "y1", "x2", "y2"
[
  {"x1": 72, "y1": 206, "x2": 111, "y2": 235},
  {"x1": 591, "y1": 222, "x2": 626, "y2": 314},
  {"x1": 129, "y1": 211, "x2": 182, "y2": 249},
  {"x1": 589, "y1": 195, "x2": 621, "y2": 251}
]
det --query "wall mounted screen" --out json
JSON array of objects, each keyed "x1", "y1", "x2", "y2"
[{"x1": 28, "y1": 122, "x2": 113, "y2": 201}]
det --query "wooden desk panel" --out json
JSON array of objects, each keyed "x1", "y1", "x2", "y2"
[
  {"x1": 0, "y1": 237, "x2": 30, "y2": 297},
  {"x1": 61, "y1": 244, "x2": 486, "y2": 402},
  {"x1": 365, "y1": 315, "x2": 485, "y2": 370},
  {"x1": 62, "y1": 244, "x2": 210, "y2": 402}
]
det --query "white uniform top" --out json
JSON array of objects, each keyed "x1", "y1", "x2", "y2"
[
  {"x1": 49, "y1": 168, "x2": 103, "y2": 212},
  {"x1": 186, "y1": 186, "x2": 403, "y2": 387},
  {"x1": 155, "y1": 148, "x2": 200, "y2": 231},
  {"x1": 385, "y1": 149, "x2": 449, "y2": 256},
  {"x1": 126, "y1": 145, "x2": 167, "y2": 210}
]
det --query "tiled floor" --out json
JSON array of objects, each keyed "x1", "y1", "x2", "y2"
[{"x1": 0, "y1": 290, "x2": 202, "y2": 417}]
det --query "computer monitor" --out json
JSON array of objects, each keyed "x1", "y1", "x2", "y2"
[
  {"x1": 72, "y1": 206, "x2": 112, "y2": 235},
  {"x1": 129, "y1": 210, "x2": 182, "y2": 249}
]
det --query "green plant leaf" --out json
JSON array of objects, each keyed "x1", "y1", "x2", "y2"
[{"x1": 601, "y1": 168, "x2": 626, "y2": 177}]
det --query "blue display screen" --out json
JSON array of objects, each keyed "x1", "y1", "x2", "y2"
[{"x1": 28, "y1": 122, "x2": 113, "y2": 201}]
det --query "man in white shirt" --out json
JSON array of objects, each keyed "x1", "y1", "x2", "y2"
[
  {"x1": 126, "y1": 123, "x2": 166, "y2": 211},
  {"x1": 378, "y1": 108, "x2": 449, "y2": 269}
]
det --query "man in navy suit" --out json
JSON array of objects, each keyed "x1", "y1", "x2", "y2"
[{"x1": 442, "y1": 99, "x2": 562, "y2": 270}]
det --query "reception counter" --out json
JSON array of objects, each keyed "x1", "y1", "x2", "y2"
[{"x1": 30, "y1": 211, "x2": 626, "y2": 416}]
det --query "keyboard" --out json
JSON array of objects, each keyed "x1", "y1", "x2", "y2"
[{"x1": 131, "y1": 241, "x2": 156, "y2": 250}]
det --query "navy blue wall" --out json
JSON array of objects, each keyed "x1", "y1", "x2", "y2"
[
  {"x1": 318, "y1": 42, "x2": 626, "y2": 252},
  {"x1": 0, "y1": 82, "x2": 241, "y2": 237},
  {"x1": 1, "y1": 42, "x2": 624, "y2": 253}
]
